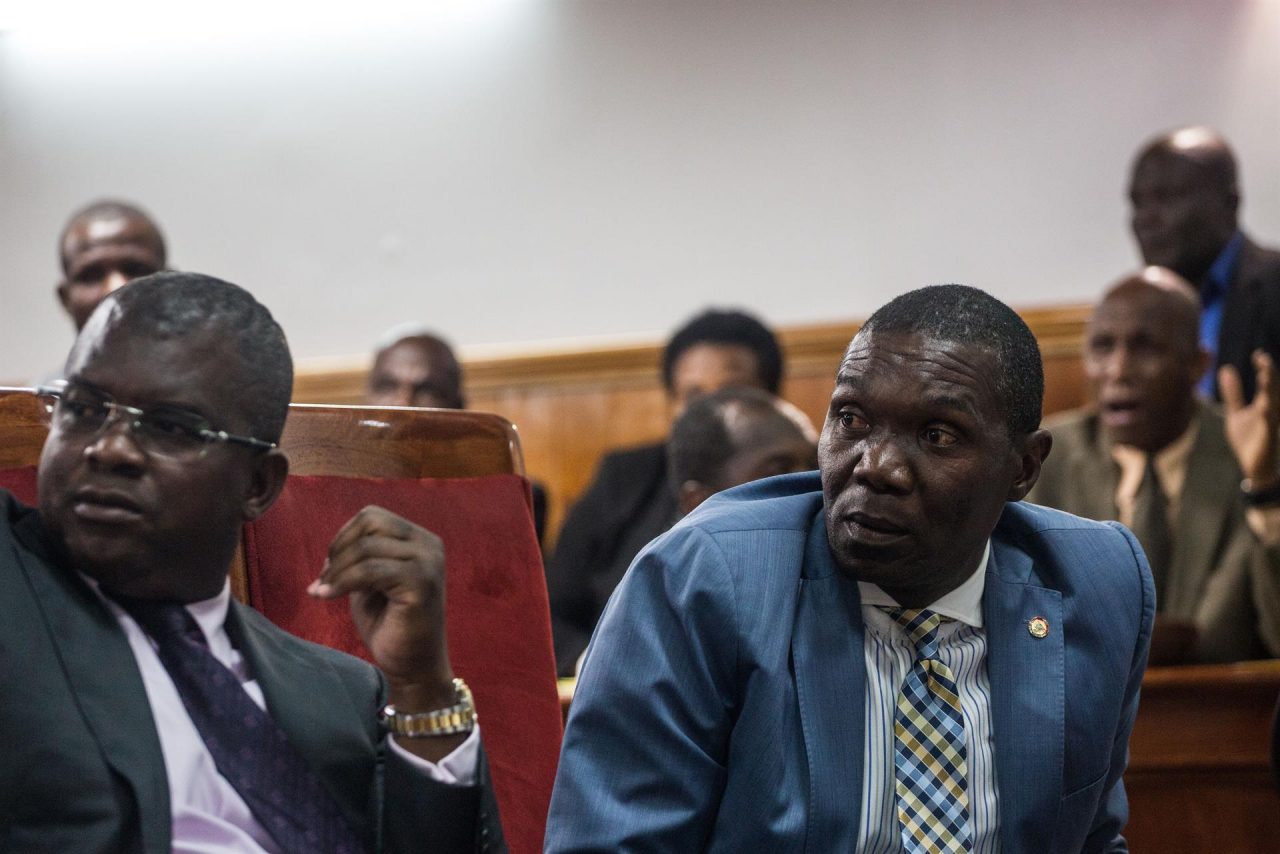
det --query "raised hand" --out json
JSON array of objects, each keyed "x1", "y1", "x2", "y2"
[
  {"x1": 1221, "y1": 350, "x2": 1280, "y2": 488},
  {"x1": 308, "y1": 506, "x2": 464, "y2": 757}
]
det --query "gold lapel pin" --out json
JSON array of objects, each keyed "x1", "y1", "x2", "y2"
[{"x1": 1027, "y1": 616, "x2": 1050, "y2": 639}]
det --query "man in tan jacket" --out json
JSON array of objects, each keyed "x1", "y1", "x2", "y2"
[{"x1": 1029, "y1": 267, "x2": 1280, "y2": 662}]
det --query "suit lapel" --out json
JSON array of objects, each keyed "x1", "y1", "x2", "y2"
[
  {"x1": 226, "y1": 602, "x2": 376, "y2": 833},
  {"x1": 1076, "y1": 416, "x2": 1122, "y2": 522},
  {"x1": 792, "y1": 511, "x2": 865, "y2": 852},
  {"x1": 11, "y1": 516, "x2": 171, "y2": 854},
  {"x1": 1168, "y1": 408, "x2": 1237, "y2": 615},
  {"x1": 984, "y1": 533, "x2": 1064, "y2": 851}
]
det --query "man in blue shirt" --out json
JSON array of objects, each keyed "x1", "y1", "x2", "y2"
[{"x1": 1129, "y1": 126, "x2": 1280, "y2": 402}]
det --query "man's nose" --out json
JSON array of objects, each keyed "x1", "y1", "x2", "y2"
[
  {"x1": 1102, "y1": 346, "x2": 1134, "y2": 381},
  {"x1": 852, "y1": 435, "x2": 913, "y2": 494},
  {"x1": 83, "y1": 412, "x2": 148, "y2": 471}
]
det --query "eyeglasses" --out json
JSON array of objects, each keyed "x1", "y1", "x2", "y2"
[{"x1": 36, "y1": 383, "x2": 278, "y2": 460}]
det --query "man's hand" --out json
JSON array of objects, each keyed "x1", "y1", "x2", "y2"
[
  {"x1": 1221, "y1": 350, "x2": 1280, "y2": 488},
  {"x1": 308, "y1": 506, "x2": 465, "y2": 759}
]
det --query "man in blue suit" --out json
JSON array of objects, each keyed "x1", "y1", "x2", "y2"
[{"x1": 547, "y1": 285, "x2": 1155, "y2": 853}]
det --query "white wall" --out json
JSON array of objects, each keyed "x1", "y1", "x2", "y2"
[{"x1": 2, "y1": 0, "x2": 1278, "y2": 382}]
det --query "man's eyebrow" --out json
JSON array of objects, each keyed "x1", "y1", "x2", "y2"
[{"x1": 921, "y1": 393, "x2": 980, "y2": 419}]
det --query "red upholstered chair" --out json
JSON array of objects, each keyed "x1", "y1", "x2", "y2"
[
  {"x1": 0, "y1": 390, "x2": 561, "y2": 854},
  {"x1": 244, "y1": 404, "x2": 561, "y2": 854}
]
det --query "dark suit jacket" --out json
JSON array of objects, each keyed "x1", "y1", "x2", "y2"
[
  {"x1": 547, "y1": 473, "x2": 1154, "y2": 852},
  {"x1": 0, "y1": 494, "x2": 503, "y2": 854},
  {"x1": 546, "y1": 441, "x2": 679, "y2": 674},
  {"x1": 1028, "y1": 405, "x2": 1280, "y2": 662},
  {"x1": 1212, "y1": 236, "x2": 1280, "y2": 403}
]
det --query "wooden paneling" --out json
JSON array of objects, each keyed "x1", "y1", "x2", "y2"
[
  {"x1": 0, "y1": 387, "x2": 49, "y2": 468},
  {"x1": 1125, "y1": 661, "x2": 1280, "y2": 852},
  {"x1": 292, "y1": 304, "x2": 1093, "y2": 548}
]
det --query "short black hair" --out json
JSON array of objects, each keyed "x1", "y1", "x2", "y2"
[
  {"x1": 858, "y1": 284, "x2": 1043, "y2": 437},
  {"x1": 59, "y1": 199, "x2": 167, "y2": 271},
  {"x1": 669, "y1": 386, "x2": 783, "y2": 487},
  {"x1": 661, "y1": 308, "x2": 783, "y2": 395},
  {"x1": 93, "y1": 272, "x2": 293, "y2": 442}
]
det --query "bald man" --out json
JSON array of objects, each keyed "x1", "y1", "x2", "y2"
[
  {"x1": 1028, "y1": 268, "x2": 1280, "y2": 662},
  {"x1": 57, "y1": 200, "x2": 168, "y2": 331},
  {"x1": 1128, "y1": 127, "x2": 1280, "y2": 402}
]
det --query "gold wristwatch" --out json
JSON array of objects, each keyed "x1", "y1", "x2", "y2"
[{"x1": 379, "y1": 677, "x2": 476, "y2": 737}]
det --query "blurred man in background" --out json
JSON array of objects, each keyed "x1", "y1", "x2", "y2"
[
  {"x1": 1128, "y1": 127, "x2": 1280, "y2": 401},
  {"x1": 667, "y1": 385, "x2": 817, "y2": 517},
  {"x1": 57, "y1": 200, "x2": 168, "y2": 332},
  {"x1": 547, "y1": 308, "x2": 785, "y2": 674},
  {"x1": 1029, "y1": 267, "x2": 1280, "y2": 662}
]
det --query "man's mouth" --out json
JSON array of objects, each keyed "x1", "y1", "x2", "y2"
[
  {"x1": 842, "y1": 511, "x2": 909, "y2": 546},
  {"x1": 71, "y1": 487, "x2": 145, "y2": 524},
  {"x1": 1101, "y1": 399, "x2": 1144, "y2": 429}
]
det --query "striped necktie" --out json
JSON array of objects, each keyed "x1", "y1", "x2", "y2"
[{"x1": 881, "y1": 607, "x2": 972, "y2": 854}]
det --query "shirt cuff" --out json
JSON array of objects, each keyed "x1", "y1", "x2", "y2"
[
  {"x1": 1245, "y1": 506, "x2": 1280, "y2": 547},
  {"x1": 384, "y1": 724, "x2": 481, "y2": 787}
]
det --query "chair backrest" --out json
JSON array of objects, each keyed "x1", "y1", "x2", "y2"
[
  {"x1": 0, "y1": 388, "x2": 45, "y2": 502},
  {"x1": 0, "y1": 391, "x2": 561, "y2": 854}
]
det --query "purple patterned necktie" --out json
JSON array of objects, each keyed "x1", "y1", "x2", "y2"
[{"x1": 114, "y1": 595, "x2": 365, "y2": 854}]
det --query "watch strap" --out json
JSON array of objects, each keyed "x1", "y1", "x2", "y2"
[
  {"x1": 1242, "y1": 478, "x2": 1280, "y2": 508},
  {"x1": 379, "y1": 677, "x2": 476, "y2": 737}
]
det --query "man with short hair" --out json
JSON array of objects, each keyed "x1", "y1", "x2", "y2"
[
  {"x1": 667, "y1": 386, "x2": 817, "y2": 517},
  {"x1": 546, "y1": 308, "x2": 785, "y2": 675},
  {"x1": 1, "y1": 273, "x2": 502, "y2": 852},
  {"x1": 1029, "y1": 267, "x2": 1280, "y2": 662},
  {"x1": 367, "y1": 329, "x2": 467, "y2": 410},
  {"x1": 1128, "y1": 127, "x2": 1280, "y2": 401},
  {"x1": 56, "y1": 199, "x2": 168, "y2": 331},
  {"x1": 547, "y1": 285, "x2": 1154, "y2": 852}
]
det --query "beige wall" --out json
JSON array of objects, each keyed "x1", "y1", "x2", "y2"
[{"x1": 3, "y1": 1, "x2": 1280, "y2": 384}]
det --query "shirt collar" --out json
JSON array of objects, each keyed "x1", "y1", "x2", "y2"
[
  {"x1": 184, "y1": 580, "x2": 234, "y2": 643},
  {"x1": 1110, "y1": 405, "x2": 1200, "y2": 491},
  {"x1": 857, "y1": 540, "x2": 990, "y2": 628},
  {"x1": 1204, "y1": 231, "x2": 1245, "y2": 301},
  {"x1": 82, "y1": 574, "x2": 233, "y2": 644}
]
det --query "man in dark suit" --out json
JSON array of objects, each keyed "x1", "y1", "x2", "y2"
[
  {"x1": 548, "y1": 285, "x2": 1154, "y2": 851},
  {"x1": 1, "y1": 272, "x2": 502, "y2": 852},
  {"x1": 1028, "y1": 268, "x2": 1280, "y2": 662},
  {"x1": 546, "y1": 308, "x2": 784, "y2": 674},
  {"x1": 1129, "y1": 126, "x2": 1280, "y2": 402}
]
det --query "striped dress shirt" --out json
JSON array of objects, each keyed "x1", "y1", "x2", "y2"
[{"x1": 856, "y1": 543, "x2": 1000, "y2": 854}]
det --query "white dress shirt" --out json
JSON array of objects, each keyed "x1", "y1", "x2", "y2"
[
  {"x1": 94, "y1": 579, "x2": 479, "y2": 854},
  {"x1": 856, "y1": 542, "x2": 1001, "y2": 854}
]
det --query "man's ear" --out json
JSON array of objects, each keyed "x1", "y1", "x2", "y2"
[
  {"x1": 1007, "y1": 428, "x2": 1053, "y2": 502},
  {"x1": 242, "y1": 449, "x2": 289, "y2": 521}
]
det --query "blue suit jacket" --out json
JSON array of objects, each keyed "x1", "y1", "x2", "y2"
[{"x1": 546, "y1": 472, "x2": 1155, "y2": 853}]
